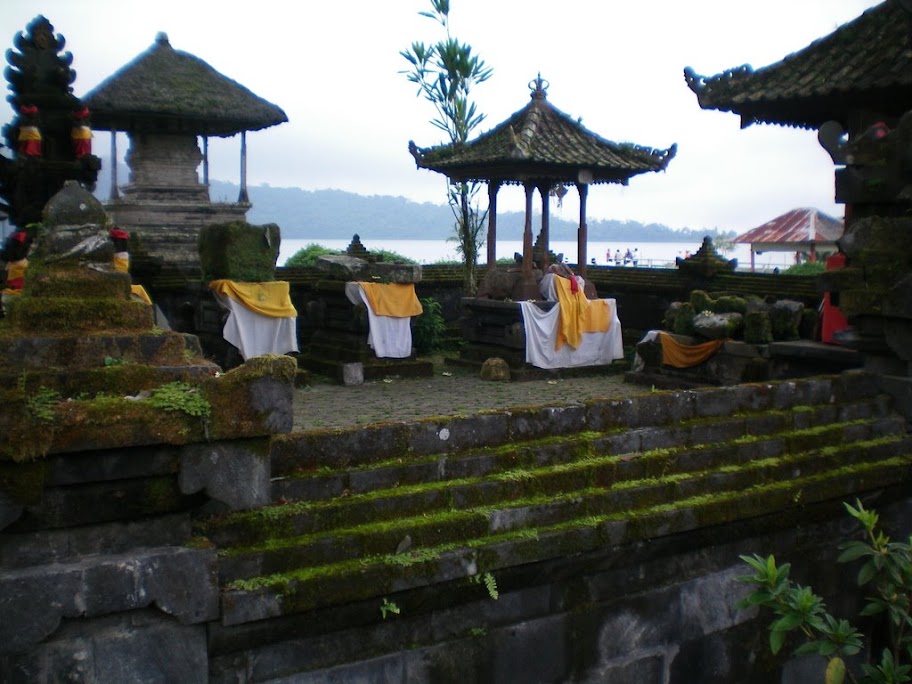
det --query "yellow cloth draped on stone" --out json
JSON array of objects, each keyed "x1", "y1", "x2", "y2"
[
  {"x1": 659, "y1": 331, "x2": 724, "y2": 368},
  {"x1": 112, "y1": 253, "x2": 153, "y2": 305},
  {"x1": 130, "y1": 285, "x2": 153, "y2": 306},
  {"x1": 18, "y1": 127, "x2": 41, "y2": 142},
  {"x1": 553, "y1": 276, "x2": 610, "y2": 350},
  {"x1": 356, "y1": 282, "x2": 423, "y2": 317},
  {"x1": 209, "y1": 280, "x2": 298, "y2": 318},
  {"x1": 2, "y1": 259, "x2": 28, "y2": 295}
]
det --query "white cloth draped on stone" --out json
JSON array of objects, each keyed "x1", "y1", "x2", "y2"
[
  {"x1": 539, "y1": 272, "x2": 585, "y2": 301},
  {"x1": 345, "y1": 282, "x2": 415, "y2": 358},
  {"x1": 211, "y1": 288, "x2": 299, "y2": 361},
  {"x1": 519, "y1": 298, "x2": 624, "y2": 369}
]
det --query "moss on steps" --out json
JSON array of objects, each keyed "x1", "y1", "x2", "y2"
[
  {"x1": 212, "y1": 431, "x2": 907, "y2": 584},
  {"x1": 219, "y1": 449, "x2": 912, "y2": 625},
  {"x1": 204, "y1": 406, "x2": 898, "y2": 547}
]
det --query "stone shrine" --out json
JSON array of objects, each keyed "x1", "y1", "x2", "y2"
[{"x1": 83, "y1": 32, "x2": 287, "y2": 270}]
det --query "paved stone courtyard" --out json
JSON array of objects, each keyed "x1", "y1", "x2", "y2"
[{"x1": 293, "y1": 360, "x2": 652, "y2": 431}]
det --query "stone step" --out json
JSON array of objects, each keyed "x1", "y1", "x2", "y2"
[
  {"x1": 0, "y1": 331, "x2": 212, "y2": 372},
  {"x1": 210, "y1": 418, "x2": 905, "y2": 579},
  {"x1": 269, "y1": 374, "x2": 885, "y2": 479},
  {"x1": 271, "y1": 396, "x2": 896, "y2": 505},
  {"x1": 218, "y1": 443, "x2": 912, "y2": 627}
]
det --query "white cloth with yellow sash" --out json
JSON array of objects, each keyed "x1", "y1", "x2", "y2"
[
  {"x1": 519, "y1": 274, "x2": 623, "y2": 369},
  {"x1": 345, "y1": 281, "x2": 423, "y2": 358},
  {"x1": 209, "y1": 280, "x2": 299, "y2": 361}
]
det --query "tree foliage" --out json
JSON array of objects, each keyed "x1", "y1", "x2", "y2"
[
  {"x1": 737, "y1": 500, "x2": 912, "y2": 684},
  {"x1": 401, "y1": 0, "x2": 492, "y2": 295}
]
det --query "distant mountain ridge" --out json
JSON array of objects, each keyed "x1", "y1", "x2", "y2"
[
  {"x1": 94, "y1": 173, "x2": 731, "y2": 242},
  {"x1": 209, "y1": 181, "x2": 734, "y2": 243}
]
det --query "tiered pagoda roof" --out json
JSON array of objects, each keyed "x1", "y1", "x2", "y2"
[
  {"x1": 83, "y1": 33, "x2": 287, "y2": 136},
  {"x1": 410, "y1": 78, "x2": 675, "y2": 185},
  {"x1": 684, "y1": 0, "x2": 912, "y2": 129}
]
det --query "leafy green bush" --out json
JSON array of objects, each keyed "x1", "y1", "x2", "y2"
[
  {"x1": 284, "y1": 244, "x2": 417, "y2": 267},
  {"x1": 784, "y1": 261, "x2": 827, "y2": 275},
  {"x1": 147, "y1": 382, "x2": 211, "y2": 418},
  {"x1": 284, "y1": 243, "x2": 342, "y2": 267},
  {"x1": 412, "y1": 297, "x2": 446, "y2": 354},
  {"x1": 373, "y1": 249, "x2": 417, "y2": 264},
  {"x1": 737, "y1": 500, "x2": 912, "y2": 684},
  {"x1": 27, "y1": 387, "x2": 61, "y2": 423}
]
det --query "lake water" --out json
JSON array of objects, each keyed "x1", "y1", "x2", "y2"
[{"x1": 278, "y1": 238, "x2": 797, "y2": 272}]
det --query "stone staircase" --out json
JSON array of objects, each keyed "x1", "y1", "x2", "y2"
[{"x1": 201, "y1": 372, "x2": 912, "y2": 681}]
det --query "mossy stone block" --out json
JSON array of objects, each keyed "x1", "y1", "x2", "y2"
[
  {"x1": 714, "y1": 295, "x2": 748, "y2": 314},
  {"x1": 744, "y1": 310, "x2": 773, "y2": 344},
  {"x1": 6, "y1": 297, "x2": 153, "y2": 334},
  {"x1": 671, "y1": 302, "x2": 695, "y2": 336},
  {"x1": 199, "y1": 222, "x2": 281, "y2": 282},
  {"x1": 689, "y1": 290, "x2": 713, "y2": 313},
  {"x1": 23, "y1": 265, "x2": 131, "y2": 300}
]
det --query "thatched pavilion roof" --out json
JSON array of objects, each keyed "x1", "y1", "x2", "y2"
[
  {"x1": 82, "y1": 32, "x2": 287, "y2": 136},
  {"x1": 409, "y1": 78, "x2": 676, "y2": 186},
  {"x1": 684, "y1": 0, "x2": 912, "y2": 130}
]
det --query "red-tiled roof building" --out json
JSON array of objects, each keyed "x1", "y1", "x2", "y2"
[{"x1": 734, "y1": 208, "x2": 843, "y2": 271}]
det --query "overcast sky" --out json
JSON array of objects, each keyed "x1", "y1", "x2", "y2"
[{"x1": 1, "y1": 0, "x2": 879, "y2": 234}]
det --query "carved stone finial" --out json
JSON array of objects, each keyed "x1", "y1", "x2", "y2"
[
  {"x1": 528, "y1": 73, "x2": 549, "y2": 99},
  {"x1": 675, "y1": 236, "x2": 737, "y2": 277},
  {"x1": 345, "y1": 234, "x2": 372, "y2": 261}
]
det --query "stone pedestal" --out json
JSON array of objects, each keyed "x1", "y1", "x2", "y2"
[{"x1": 296, "y1": 255, "x2": 431, "y2": 382}]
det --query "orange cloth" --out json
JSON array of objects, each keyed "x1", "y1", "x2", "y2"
[
  {"x1": 356, "y1": 282, "x2": 423, "y2": 318},
  {"x1": 553, "y1": 276, "x2": 610, "y2": 350},
  {"x1": 209, "y1": 280, "x2": 298, "y2": 318},
  {"x1": 659, "y1": 332, "x2": 724, "y2": 368}
]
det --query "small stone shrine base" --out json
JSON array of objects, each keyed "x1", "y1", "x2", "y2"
[
  {"x1": 454, "y1": 297, "x2": 619, "y2": 381},
  {"x1": 627, "y1": 332, "x2": 862, "y2": 388},
  {"x1": 297, "y1": 280, "x2": 432, "y2": 384}
]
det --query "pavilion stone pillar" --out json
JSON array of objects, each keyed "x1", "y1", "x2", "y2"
[
  {"x1": 577, "y1": 181, "x2": 589, "y2": 277},
  {"x1": 109, "y1": 132, "x2": 119, "y2": 201},
  {"x1": 238, "y1": 131, "x2": 249, "y2": 204},
  {"x1": 518, "y1": 182, "x2": 539, "y2": 300},
  {"x1": 538, "y1": 182, "x2": 551, "y2": 273},
  {"x1": 487, "y1": 181, "x2": 500, "y2": 271}
]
